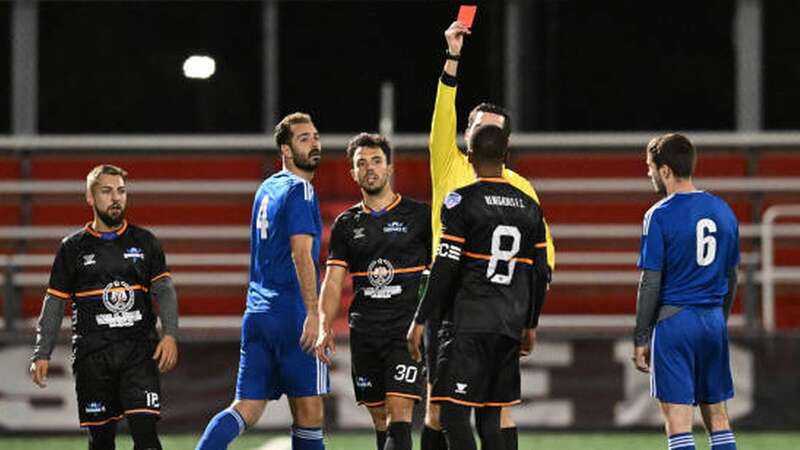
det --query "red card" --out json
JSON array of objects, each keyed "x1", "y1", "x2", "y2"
[{"x1": 457, "y1": 5, "x2": 477, "y2": 28}]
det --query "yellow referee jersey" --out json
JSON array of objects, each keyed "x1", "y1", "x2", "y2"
[{"x1": 429, "y1": 79, "x2": 556, "y2": 270}]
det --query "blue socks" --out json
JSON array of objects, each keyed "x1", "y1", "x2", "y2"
[
  {"x1": 195, "y1": 408, "x2": 246, "y2": 450},
  {"x1": 668, "y1": 432, "x2": 696, "y2": 450},
  {"x1": 292, "y1": 426, "x2": 324, "y2": 450},
  {"x1": 709, "y1": 430, "x2": 737, "y2": 449}
]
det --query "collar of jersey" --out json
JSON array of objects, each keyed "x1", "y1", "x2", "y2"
[
  {"x1": 477, "y1": 177, "x2": 510, "y2": 184},
  {"x1": 84, "y1": 220, "x2": 129, "y2": 240},
  {"x1": 361, "y1": 194, "x2": 402, "y2": 216}
]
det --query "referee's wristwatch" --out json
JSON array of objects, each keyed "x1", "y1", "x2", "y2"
[{"x1": 445, "y1": 49, "x2": 460, "y2": 61}]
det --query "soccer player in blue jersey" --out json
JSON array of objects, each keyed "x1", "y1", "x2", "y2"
[
  {"x1": 633, "y1": 133, "x2": 740, "y2": 450},
  {"x1": 196, "y1": 112, "x2": 328, "y2": 450}
]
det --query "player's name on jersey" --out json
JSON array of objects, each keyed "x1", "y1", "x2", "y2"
[{"x1": 483, "y1": 195, "x2": 526, "y2": 208}]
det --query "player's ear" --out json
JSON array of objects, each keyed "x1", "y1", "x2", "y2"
[
  {"x1": 659, "y1": 164, "x2": 672, "y2": 181},
  {"x1": 387, "y1": 163, "x2": 394, "y2": 178},
  {"x1": 350, "y1": 167, "x2": 357, "y2": 182},
  {"x1": 85, "y1": 189, "x2": 95, "y2": 207},
  {"x1": 466, "y1": 150, "x2": 474, "y2": 164},
  {"x1": 279, "y1": 143, "x2": 292, "y2": 159}
]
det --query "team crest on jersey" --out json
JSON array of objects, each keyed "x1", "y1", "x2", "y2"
[
  {"x1": 124, "y1": 247, "x2": 145, "y2": 260},
  {"x1": 353, "y1": 227, "x2": 366, "y2": 240},
  {"x1": 444, "y1": 192, "x2": 462, "y2": 209},
  {"x1": 96, "y1": 280, "x2": 142, "y2": 328},
  {"x1": 82, "y1": 254, "x2": 96, "y2": 266},
  {"x1": 383, "y1": 221, "x2": 407, "y2": 233},
  {"x1": 364, "y1": 258, "x2": 402, "y2": 299}
]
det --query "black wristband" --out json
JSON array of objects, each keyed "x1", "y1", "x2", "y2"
[{"x1": 445, "y1": 49, "x2": 460, "y2": 61}]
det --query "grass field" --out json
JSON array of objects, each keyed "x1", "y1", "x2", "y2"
[{"x1": 1, "y1": 432, "x2": 798, "y2": 450}]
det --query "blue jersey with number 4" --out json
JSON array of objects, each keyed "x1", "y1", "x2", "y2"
[
  {"x1": 248, "y1": 170, "x2": 321, "y2": 314},
  {"x1": 638, "y1": 191, "x2": 740, "y2": 306}
]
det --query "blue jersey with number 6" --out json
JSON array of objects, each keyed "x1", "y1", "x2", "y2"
[
  {"x1": 248, "y1": 169, "x2": 321, "y2": 314},
  {"x1": 638, "y1": 191, "x2": 740, "y2": 306}
]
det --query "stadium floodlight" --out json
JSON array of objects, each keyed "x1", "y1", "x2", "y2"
[{"x1": 182, "y1": 55, "x2": 216, "y2": 79}]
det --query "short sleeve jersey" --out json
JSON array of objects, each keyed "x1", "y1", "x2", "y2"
[
  {"x1": 46, "y1": 221, "x2": 170, "y2": 360},
  {"x1": 638, "y1": 191, "x2": 740, "y2": 306},
  {"x1": 327, "y1": 196, "x2": 431, "y2": 336},
  {"x1": 438, "y1": 179, "x2": 547, "y2": 340},
  {"x1": 248, "y1": 170, "x2": 322, "y2": 314}
]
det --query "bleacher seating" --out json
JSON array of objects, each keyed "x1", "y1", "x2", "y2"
[{"x1": 1, "y1": 148, "x2": 799, "y2": 330}]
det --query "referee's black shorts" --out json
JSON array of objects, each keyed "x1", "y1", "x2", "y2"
[
  {"x1": 74, "y1": 339, "x2": 161, "y2": 427},
  {"x1": 430, "y1": 331, "x2": 521, "y2": 408}
]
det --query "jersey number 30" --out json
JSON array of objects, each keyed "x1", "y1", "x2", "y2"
[
  {"x1": 487, "y1": 225, "x2": 521, "y2": 285},
  {"x1": 256, "y1": 196, "x2": 270, "y2": 240},
  {"x1": 696, "y1": 218, "x2": 717, "y2": 266}
]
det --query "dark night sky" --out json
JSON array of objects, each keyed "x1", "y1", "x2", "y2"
[{"x1": 0, "y1": 1, "x2": 798, "y2": 133}]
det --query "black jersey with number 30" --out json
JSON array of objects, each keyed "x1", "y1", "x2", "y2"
[
  {"x1": 46, "y1": 221, "x2": 170, "y2": 360},
  {"x1": 327, "y1": 196, "x2": 431, "y2": 336},
  {"x1": 418, "y1": 178, "x2": 548, "y2": 340}
]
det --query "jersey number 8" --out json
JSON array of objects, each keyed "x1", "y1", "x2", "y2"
[
  {"x1": 256, "y1": 196, "x2": 270, "y2": 240},
  {"x1": 487, "y1": 225, "x2": 521, "y2": 285},
  {"x1": 696, "y1": 218, "x2": 717, "y2": 266}
]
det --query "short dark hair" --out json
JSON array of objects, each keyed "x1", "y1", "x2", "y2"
[
  {"x1": 469, "y1": 124, "x2": 508, "y2": 162},
  {"x1": 467, "y1": 103, "x2": 512, "y2": 137},
  {"x1": 345, "y1": 132, "x2": 392, "y2": 164},
  {"x1": 274, "y1": 112, "x2": 313, "y2": 148},
  {"x1": 647, "y1": 133, "x2": 696, "y2": 178}
]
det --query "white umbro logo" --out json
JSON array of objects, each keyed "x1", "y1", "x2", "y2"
[
  {"x1": 455, "y1": 383, "x2": 468, "y2": 394},
  {"x1": 82, "y1": 254, "x2": 96, "y2": 266},
  {"x1": 353, "y1": 227, "x2": 366, "y2": 240}
]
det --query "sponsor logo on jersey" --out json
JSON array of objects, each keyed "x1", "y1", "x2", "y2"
[
  {"x1": 455, "y1": 383, "x2": 468, "y2": 394},
  {"x1": 82, "y1": 254, "x2": 96, "y2": 266},
  {"x1": 363, "y1": 258, "x2": 402, "y2": 299},
  {"x1": 444, "y1": 192, "x2": 462, "y2": 209},
  {"x1": 96, "y1": 280, "x2": 142, "y2": 328},
  {"x1": 383, "y1": 221, "x2": 407, "y2": 233},
  {"x1": 353, "y1": 227, "x2": 366, "y2": 240},
  {"x1": 484, "y1": 195, "x2": 525, "y2": 208},
  {"x1": 355, "y1": 376, "x2": 373, "y2": 389},
  {"x1": 124, "y1": 247, "x2": 145, "y2": 260},
  {"x1": 85, "y1": 402, "x2": 106, "y2": 414}
]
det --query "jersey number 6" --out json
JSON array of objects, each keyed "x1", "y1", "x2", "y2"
[
  {"x1": 696, "y1": 218, "x2": 717, "y2": 266},
  {"x1": 487, "y1": 225, "x2": 521, "y2": 285}
]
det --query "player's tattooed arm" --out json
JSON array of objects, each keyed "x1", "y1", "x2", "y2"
[
  {"x1": 291, "y1": 234, "x2": 320, "y2": 353},
  {"x1": 30, "y1": 294, "x2": 65, "y2": 387},
  {"x1": 723, "y1": 267, "x2": 738, "y2": 322}
]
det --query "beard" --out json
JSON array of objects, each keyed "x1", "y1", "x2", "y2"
[
  {"x1": 359, "y1": 173, "x2": 389, "y2": 196},
  {"x1": 651, "y1": 174, "x2": 667, "y2": 195},
  {"x1": 291, "y1": 147, "x2": 321, "y2": 172},
  {"x1": 96, "y1": 204, "x2": 126, "y2": 227}
]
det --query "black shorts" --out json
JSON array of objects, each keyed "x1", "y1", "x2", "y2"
[
  {"x1": 350, "y1": 329, "x2": 425, "y2": 407},
  {"x1": 431, "y1": 332, "x2": 521, "y2": 408},
  {"x1": 423, "y1": 319, "x2": 441, "y2": 384},
  {"x1": 73, "y1": 340, "x2": 161, "y2": 427}
]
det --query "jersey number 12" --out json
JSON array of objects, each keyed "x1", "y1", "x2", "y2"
[
  {"x1": 256, "y1": 196, "x2": 270, "y2": 240},
  {"x1": 696, "y1": 218, "x2": 717, "y2": 266}
]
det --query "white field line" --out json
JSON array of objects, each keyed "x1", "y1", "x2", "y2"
[{"x1": 253, "y1": 435, "x2": 292, "y2": 450}]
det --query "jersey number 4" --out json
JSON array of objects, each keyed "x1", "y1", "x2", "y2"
[
  {"x1": 696, "y1": 218, "x2": 717, "y2": 266},
  {"x1": 487, "y1": 225, "x2": 521, "y2": 285},
  {"x1": 256, "y1": 196, "x2": 270, "y2": 240}
]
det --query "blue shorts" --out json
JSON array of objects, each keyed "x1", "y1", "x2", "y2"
[
  {"x1": 236, "y1": 311, "x2": 330, "y2": 400},
  {"x1": 650, "y1": 306, "x2": 733, "y2": 405}
]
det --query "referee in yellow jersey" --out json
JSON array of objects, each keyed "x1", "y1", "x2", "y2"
[{"x1": 416, "y1": 20, "x2": 555, "y2": 450}]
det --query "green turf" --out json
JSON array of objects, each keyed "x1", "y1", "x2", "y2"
[{"x1": 1, "y1": 432, "x2": 798, "y2": 449}]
